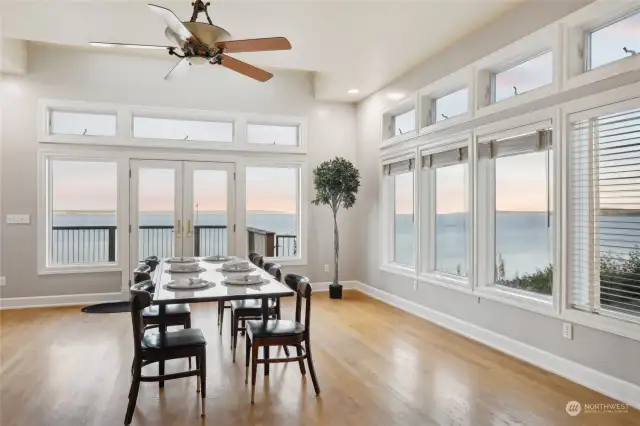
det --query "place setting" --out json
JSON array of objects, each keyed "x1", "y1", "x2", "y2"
[
  {"x1": 165, "y1": 277, "x2": 214, "y2": 292},
  {"x1": 165, "y1": 261, "x2": 207, "y2": 274},
  {"x1": 217, "y1": 259, "x2": 256, "y2": 273}
]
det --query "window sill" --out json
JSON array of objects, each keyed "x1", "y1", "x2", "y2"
[
  {"x1": 561, "y1": 308, "x2": 640, "y2": 342},
  {"x1": 381, "y1": 130, "x2": 418, "y2": 149},
  {"x1": 380, "y1": 263, "x2": 416, "y2": 279},
  {"x1": 476, "y1": 83, "x2": 557, "y2": 120},
  {"x1": 474, "y1": 286, "x2": 554, "y2": 316},
  {"x1": 419, "y1": 113, "x2": 471, "y2": 137},
  {"x1": 418, "y1": 272, "x2": 472, "y2": 293},
  {"x1": 39, "y1": 265, "x2": 122, "y2": 276},
  {"x1": 266, "y1": 257, "x2": 307, "y2": 267},
  {"x1": 565, "y1": 55, "x2": 640, "y2": 93}
]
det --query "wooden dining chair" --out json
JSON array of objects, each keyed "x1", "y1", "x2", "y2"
[
  {"x1": 229, "y1": 263, "x2": 284, "y2": 362},
  {"x1": 244, "y1": 274, "x2": 320, "y2": 403},
  {"x1": 125, "y1": 282, "x2": 207, "y2": 425}
]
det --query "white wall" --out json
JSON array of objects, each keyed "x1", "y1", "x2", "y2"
[
  {"x1": 0, "y1": 43, "x2": 359, "y2": 299},
  {"x1": 355, "y1": 0, "x2": 640, "y2": 391}
]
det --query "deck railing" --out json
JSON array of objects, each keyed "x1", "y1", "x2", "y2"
[{"x1": 50, "y1": 225, "x2": 297, "y2": 264}]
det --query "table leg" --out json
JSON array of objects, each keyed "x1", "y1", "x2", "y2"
[
  {"x1": 159, "y1": 304, "x2": 167, "y2": 389},
  {"x1": 261, "y1": 296, "x2": 269, "y2": 377}
]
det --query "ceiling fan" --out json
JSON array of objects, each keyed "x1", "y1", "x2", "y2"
[{"x1": 90, "y1": 0, "x2": 291, "y2": 82}]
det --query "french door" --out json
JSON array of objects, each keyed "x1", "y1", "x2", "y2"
[{"x1": 129, "y1": 159, "x2": 235, "y2": 269}]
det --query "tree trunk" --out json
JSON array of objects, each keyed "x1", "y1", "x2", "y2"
[{"x1": 333, "y1": 208, "x2": 339, "y2": 287}]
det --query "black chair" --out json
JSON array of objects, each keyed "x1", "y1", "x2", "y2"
[
  {"x1": 245, "y1": 274, "x2": 320, "y2": 403},
  {"x1": 125, "y1": 282, "x2": 207, "y2": 425},
  {"x1": 248, "y1": 252, "x2": 260, "y2": 263},
  {"x1": 133, "y1": 265, "x2": 151, "y2": 284},
  {"x1": 251, "y1": 254, "x2": 264, "y2": 269},
  {"x1": 144, "y1": 256, "x2": 159, "y2": 273},
  {"x1": 230, "y1": 263, "x2": 284, "y2": 363}
]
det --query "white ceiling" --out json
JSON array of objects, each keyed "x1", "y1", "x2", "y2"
[{"x1": 1, "y1": 0, "x2": 520, "y2": 101}]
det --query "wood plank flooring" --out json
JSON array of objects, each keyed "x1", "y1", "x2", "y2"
[{"x1": 1, "y1": 290, "x2": 639, "y2": 426}]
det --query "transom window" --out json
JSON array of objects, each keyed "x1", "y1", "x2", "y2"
[
  {"x1": 247, "y1": 123, "x2": 298, "y2": 146},
  {"x1": 493, "y1": 51, "x2": 553, "y2": 103},
  {"x1": 434, "y1": 88, "x2": 469, "y2": 122},
  {"x1": 479, "y1": 129, "x2": 554, "y2": 295},
  {"x1": 50, "y1": 110, "x2": 116, "y2": 137},
  {"x1": 133, "y1": 116, "x2": 233, "y2": 142},
  {"x1": 588, "y1": 10, "x2": 640, "y2": 70},
  {"x1": 384, "y1": 158, "x2": 415, "y2": 266},
  {"x1": 392, "y1": 109, "x2": 416, "y2": 136}
]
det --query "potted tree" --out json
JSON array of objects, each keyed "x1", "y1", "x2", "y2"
[{"x1": 311, "y1": 157, "x2": 360, "y2": 299}]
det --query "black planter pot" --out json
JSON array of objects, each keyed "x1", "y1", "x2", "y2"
[{"x1": 329, "y1": 284, "x2": 343, "y2": 299}]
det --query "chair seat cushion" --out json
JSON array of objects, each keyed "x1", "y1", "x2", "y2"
[
  {"x1": 143, "y1": 304, "x2": 190, "y2": 317},
  {"x1": 247, "y1": 320, "x2": 305, "y2": 338},
  {"x1": 142, "y1": 328, "x2": 206, "y2": 350},
  {"x1": 231, "y1": 299, "x2": 275, "y2": 314}
]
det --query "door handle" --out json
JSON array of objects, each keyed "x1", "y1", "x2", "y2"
[
  {"x1": 187, "y1": 220, "x2": 192, "y2": 238},
  {"x1": 176, "y1": 219, "x2": 182, "y2": 238}
]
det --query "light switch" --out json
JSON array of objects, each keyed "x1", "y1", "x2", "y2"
[{"x1": 6, "y1": 214, "x2": 30, "y2": 224}]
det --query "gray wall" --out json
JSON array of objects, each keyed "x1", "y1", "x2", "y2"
[
  {"x1": 0, "y1": 43, "x2": 359, "y2": 299},
  {"x1": 355, "y1": 0, "x2": 640, "y2": 387}
]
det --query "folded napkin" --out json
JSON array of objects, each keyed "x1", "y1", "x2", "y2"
[{"x1": 222, "y1": 260, "x2": 251, "y2": 270}]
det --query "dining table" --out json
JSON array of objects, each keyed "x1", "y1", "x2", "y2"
[{"x1": 151, "y1": 256, "x2": 296, "y2": 387}]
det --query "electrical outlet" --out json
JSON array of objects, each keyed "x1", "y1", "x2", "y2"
[
  {"x1": 0, "y1": 277, "x2": 6, "y2": 287},
  {"x1": 324, "y1": 264, "x2": 329, "y2": 272},
  {"x1": 562, "y1": 322, "x2": 573, "y2": 340}
]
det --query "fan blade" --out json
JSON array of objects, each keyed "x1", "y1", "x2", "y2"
[
  {"x1": 219, "y1": 55, "x2": 273, "y2": 82},
  {"x1": 215, "y1": 37, "x2": 292, "y2": 53},
  {"x1": 165, "y1": 58, "x2": 191, "y2": 81},
  {"x1": 90, "y1": 42, "x2": 174, "y2": 50},
  {"x1": 148, "y1": 4, "x2": 195, "y2": 43}
]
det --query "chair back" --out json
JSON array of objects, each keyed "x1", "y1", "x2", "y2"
[
  {"x1": 252, "y1": 254, "x2": 264, "y2": 268},
  {"x1": 264, "y1": 263, "x2": 282, "y2": 282},
  {"x1": 130, "y1": 281, "x2": 154, "y2": 356},
  {"x1": 284, "y1": 274, "x2": 312, "y2": 332},
  {"x1": 248, "y1": 252, "x2": 259, "y2": 263},
  {"x1": 144, "y1": 256, "x2": 159, "y2": 273},
  {"x1": 133, "y1": 264, "x2": 152, "y2": 284}
]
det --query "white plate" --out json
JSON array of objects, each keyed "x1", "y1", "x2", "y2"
[
  {"x1": 166, "y1": 257, "x2": 197, "y2": 264},
  {"x1": 221, "y1": 264, "x2": 255, "y2": 273},
  {"x1": 222, "y1": 274, "x2": 265, "y2": 285},
  {"x1": 203, "y1": 255, "x2": 232, "y2": 262},
  {"x1": 166, "y1": 279, "x2": 211, "y2": 290},
  {"x1": 167, "y1": 267, "x2": 206, "y2": 274}
]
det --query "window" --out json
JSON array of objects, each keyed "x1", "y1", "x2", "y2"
[
  {"x1": 570, "y1": 107, "x2": 640, "y2": 320},
  {"x1": 434, "y1": 88, "x2": 469, "y2": 122},
  {"x1": 247, "y1": 123, "x2": 298, "y2": 146},
  {"x1": 384, "y1": 158, "x2": 415, "y2": 266},
  {"x1": 48, "y1": 159, "x2": 118, "y2": 266},
  {"x1": 493, "y1": 51, "x2": 553, "y2": 103},
  {"x1": 422, "y1": 147, "x2": 469, "y2": 277},
  {"x1": 588, "y1": 10, "x2": 640, "y2": 70},
  {"x1": 50, "y1": 110, "x2": 116, "y2": 137},
  {"x1": 133, "y1": 116, "x2": 233, "y2": 142},
  {"x1": 392, "y1": 109, "x2": 416, "y2": 136},
  {"x1": 479, "y1": 129, "x2": 553, "y2": 295},
  {"x1": 245, "y1": 166, "x2": 300, "y2": 259}
]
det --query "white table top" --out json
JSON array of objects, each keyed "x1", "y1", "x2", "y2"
[{"x1": 152, "y1": 257, "x2": 295, "y2": 305}]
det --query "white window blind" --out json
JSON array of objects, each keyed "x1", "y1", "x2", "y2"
[
  {"x1": 422, "y1": 146, "x2": 469, "y2": 168},
  {"x1": 570, "y1": 107, "x2": 640, "y2": 320},
  {"x1": 383, "y1": 158, "x2": 415, "y2": 175},
  {"x1": 478, "y1": 129, "x2": 552, "y2": 159}
]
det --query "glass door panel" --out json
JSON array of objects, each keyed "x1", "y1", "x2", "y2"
[{"x1": 182, "y1": 162, "x2": 234, "y2": 258}]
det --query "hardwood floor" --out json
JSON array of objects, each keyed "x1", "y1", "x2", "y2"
[{"x1": 1, "y1": 290, "x2": 639, "y2": 426}]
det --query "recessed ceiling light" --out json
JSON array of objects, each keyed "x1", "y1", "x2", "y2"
[
  {"x1": 347, "y1": 89, "x2": 359, "y2": 94},
  {"x1": 387, "y1": 92, "x2": 406, "y2": 101}
]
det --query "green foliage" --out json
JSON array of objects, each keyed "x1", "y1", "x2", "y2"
[
  {"x1": 311, "y1": 157, "x2": 361, "y2": 212},
  {"x1": 497, "y1": 246, "x2": 640, "y2": 314}
]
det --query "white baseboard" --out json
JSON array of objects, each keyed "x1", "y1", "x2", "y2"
[
  {"x1": 310, "y1": 281, "x2": 359, "y2": 292},
  {"x1": 355, "y1": 282, "x2": 640, "y2": 410},
  {"x1": 0, "y1": 292, "x2": 125, "y2": 310}
]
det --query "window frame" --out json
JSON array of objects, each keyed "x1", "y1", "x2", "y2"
[
  {"x1": 380, "y1": 151, "x2": 418, "y2": 276},
  {"x1": 244, "y1": 116, "x2": 306, "y2": 153},
  {"x1": 381, "y1": 98, "x2": 418, "y2": 147},
  {"x1": 131, "y1": 115, "x2": 235, "y2": 144},
  {"x1": 563, "y1": 0, "x2": 640, "y2": 91},
  {"x1": 239, "y1": 159, "x2": 308, "y2": 266},
  {"x1": 38, "y1": 151, "x2": 126, "y2": 275},
  {"x1": 474, "y1": 114, "x2": 559, "y2": 315},
  {"x1": 490, "y1": 50, "x2": 554, "y2": 104},
  {"x1": 418, "y1": 68, "x2": 474, "y2": 135},
  {"x1": 418, "y1": 133, "x2": 473, "y2": 290}
]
